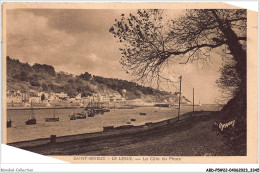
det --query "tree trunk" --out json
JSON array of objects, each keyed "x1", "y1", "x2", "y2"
[
  {"x1": 211, "y1": 10, "x2": 247, "y2": 117},
  {"x1": 211, "y1": 10, "x2": 247, "y2": 155}
]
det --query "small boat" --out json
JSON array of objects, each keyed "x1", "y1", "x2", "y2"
[
  {"x1": 140, "y1": 112, "x2": 146, "y2": 116},
  {"x1": 26, "y1": 118, "x2": 36, "y2": 125},
  {"x1": 70, "y1": 115, "x2": 77, "y2": 120},
  {"x1": 154, "y1": 103, "x2": 171, "y2": 108},
  {"x1": 88, "y1": 110, "x2": 95, "y2": 117},
  {"x1": 103, "y1": 102, "x2": 110, "y2": 112},
  {"x1": 74, "y1": 112, "x2": 87, "y2": 119},
  {"x1": 69, "y1": 109, "x2": 77, "y2": 120},
  {"x1": 86, "y1": 100, "x2": 110, "y2": 115},
  {"x1": 94, "y1": 109, "x2": 105, "y2": 114},
  {"x1": 7, "y1": 119, "x2": 12, "y2": 128},
  {"x1": 25, "y1": 101, "x2": 37, "y2": 125},
  {"x1": 85, "y1": 98, "x2": 98, "y2": 117},
  {"x1": 45, "y1": 105, "x2": 59, "y2": 122},
  {"x1": 69, "y1": 109, "x2": 87, "y2": 120},
  {"x1": 45, "y1": 117, "x2": 59, "y2": 122},
  {"x1": 104, "y1": 108, "x2": 110, "y2": 112}
]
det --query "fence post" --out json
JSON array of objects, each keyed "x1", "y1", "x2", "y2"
[{"x1": 50, "y1": 135, "x2": 56, "y2": 144}]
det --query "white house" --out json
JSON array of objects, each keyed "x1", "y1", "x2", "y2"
[{"x1": 75, "y1": 93, "x2": 82, "y2": 101}]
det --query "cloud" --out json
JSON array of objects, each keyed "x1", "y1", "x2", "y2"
[
  {"x1": 6, "y1": 9, "x2": 128, "y2": 77},
  {"x1": 27, "y1": 9, "x2": 125, "y2": 36},
  {"x1": 6, "y1": 9, "x2": 223, "y2": 104},
  {"x1": 7, "y1": 10, "x2": 78, "y2": 65}
]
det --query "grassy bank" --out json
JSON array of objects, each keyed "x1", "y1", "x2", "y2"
[{"x1": 19, "y1": 111, "x2": 242, "y2": 156}]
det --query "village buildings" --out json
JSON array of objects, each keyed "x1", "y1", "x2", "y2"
[
  {"x1": 6, "y1": 89, "x2": 127, "y2": 106},
  {"x1": 6, "y1": 88, "x2": 191, "y2": 107}
]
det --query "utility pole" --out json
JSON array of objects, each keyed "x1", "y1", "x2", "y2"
[
  {"x1": 177, "y1": 75, "x2": 182, "y2": 120},
  {"x1": 193, "y1": 88, "x2": 194, "y2": 112}
]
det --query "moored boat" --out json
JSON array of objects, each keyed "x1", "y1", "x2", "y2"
[
  {"x1": 45, "y1": 117, "x2": 59, "y2": 122},
  {"x1": 103, "y1": 108, "x2": 110, "y2": 112},
  {"x1": 154, "y1": 103, "x2": 171, "y2": 108},
  {"x1": 26, "y1": 117, "x2": 36, "y2": 125},
  {"x1": 25, "y1": 101, "x2": 37, "y2": 125},
  {"x1": 87, "y1": 110, "x2": 95, "y2": 117},
  {"x1": 7, "y1": 119, "x2": 12, "y2": 128},
  {"x1": 70, "y1": 115, "x2": 77, "y2": 120},
  {"x1": 69, "y1": 110, "x2": 87, "y2": 120},
  {"x1": 69, "y1": 109, "x2": 77, "y2": 120},
  {"x1": 45, "y1": 105, "x2": 59, "y2": 122},
  {"x1": 75, "y1": 112, "x2": 87, "y2": 119},
  {"x1": 94, "y1": 108, "x2": 105, "y2": 114},
  {"x1": 103, "y1": 102, "x2": 110, "y2": 112}
]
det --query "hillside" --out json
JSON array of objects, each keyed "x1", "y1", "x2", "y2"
[{"x1": 6, "y1": 56, "x2": 175, "y2": 101}]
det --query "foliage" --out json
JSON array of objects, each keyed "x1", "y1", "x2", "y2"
[
  {"x1": 110, "y1": 9, "x2": 247, "y2": 155},
  {"x1": 79, "y1": 72, "x2": 92, "y2": 81},
  {"x1": 41, "y1": 93, "x2": 45, "y2": 101},
  {"x1": 32, "y1": 63, "x2": 56, "y2": 76},
  {"x1": 7, "y1": 56, "x2": 169, "y2": 99},
  {"x1": 92, "y1": 75, "x2": 166, "y2": 99},
  {"x1": 42, "y1": 83, "x2": 49, "y2": 92},
  {"x1": 19, "y1": 71, "x2": 29, "y2": 81},
  {"x1": 216, "y1": 57, "x2": 241, "y2": 100},
  {"x1": 110, "y1": 9, "x2": 246, "y2": 88},
  {"x1": 28, "y1": 74, "x2": 41, "y2": 87},
  {"x1": 7, "y1": 56, "x2": 32, "y2": 78}
]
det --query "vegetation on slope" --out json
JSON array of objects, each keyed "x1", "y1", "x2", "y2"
[{"x1": 7, "y1": 56, "x2": 171, "y2": 100}]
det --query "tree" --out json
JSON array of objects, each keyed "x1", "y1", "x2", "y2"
[
  {"x1": 111, "y1": 10, "x2": 245, "y2": 74},
  {"x1": 19, "y1": 71, "x2": 29, "y2": 81},
  {"x1": 79, "y1": 72, "x2": 92, "y2": 81},
  {"x1": 110, "y1": 9, "x2": 246, "y2": 100},
  {"x1": 110, "y1": 9, "x2": 247, "y2": 154},
  {"x1": 32, "y1": 63, "x2": 56, "y2": 76},
  {"x1": 216, "y1": 57, "x2": 240, "y2": 100},
  {"x1": 29, "y1": 74, "x2": 41, "y2": 86},
  {"x1": 41, "y1": 93, "x2": 45, "y2": 102},
  {"x1": 42, "y1": 83, "x2": 49, "y2": 92}
]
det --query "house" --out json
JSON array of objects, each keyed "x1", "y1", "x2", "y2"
[
  {"x1": 100, "y1": 95, "x2": 110, "y2": 102},
  {"x1": 48, "y1": 93, "x2": 58, "y2": 102},
  {"x1": 55, "y1": 92, "x2": 69, "y2": 100},
  {"x1": 75, "y1": 93, "x2": 82, "y2": 102},
  {"x1": 26, "y1": 91, "x2": 39, "y2": 103},
  {"x1": 109, "y1": 92, "x2": 126, "y2": 102},
  {"x1": 7, "y1": 95, "x2": 22, "y2": 103},
  {"x1": 121, "y1": 89, "x2": 127, "y2": 98},
  {"x1": 68, "y1": 97, "x2": 76, "y2": 103},
  {"x1": 6, "y1": 90, "x2": 23, "y2": 103},
  {"x1": 29, "y1": 96, "x2": 41, "y2": 103}
]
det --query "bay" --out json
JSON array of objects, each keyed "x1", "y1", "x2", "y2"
[{"x1": 7, "y1": 104, "x2": 219, "y2": 143}]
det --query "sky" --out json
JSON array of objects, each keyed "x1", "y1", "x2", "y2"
[{"x1": 6, "y1": 9, "x2": 224, "y2": 104}]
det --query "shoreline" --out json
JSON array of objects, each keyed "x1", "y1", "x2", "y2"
[
  {"x1": 7, "y1": 111, "x2": 216, "y2": 151},
  {"x1": 6, "y1": 104, "x2": 216, "y2": 111},
  {"x1": 7, "y1": 106, "x2": 80, "y2": 111}
]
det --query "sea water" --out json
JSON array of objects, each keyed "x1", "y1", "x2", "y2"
[{"x1": 6, "y1": 105, "x2": 220, "y2": 143}]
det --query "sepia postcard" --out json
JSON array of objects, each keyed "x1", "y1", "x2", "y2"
[{"x1": 1, "y1": 2, "x2": 258, "y2": 165}]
